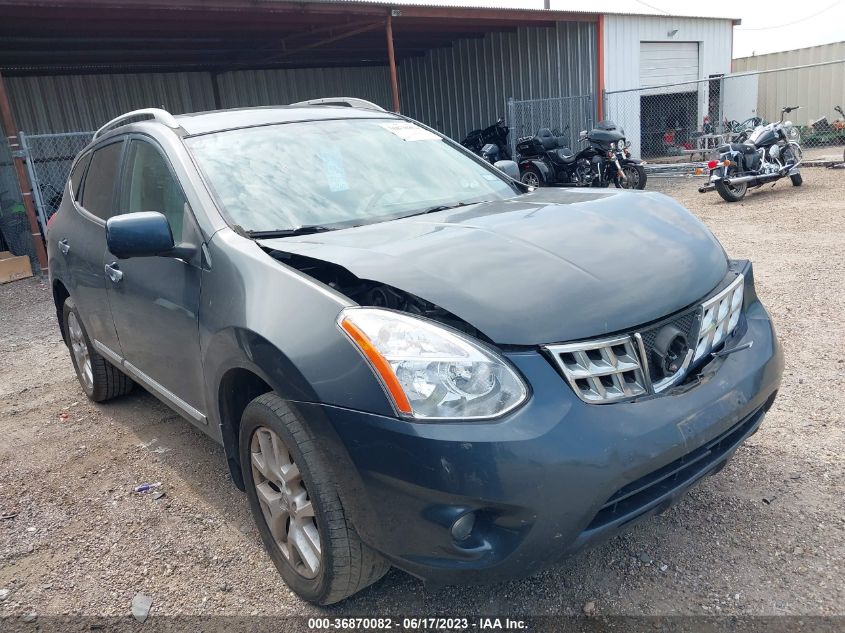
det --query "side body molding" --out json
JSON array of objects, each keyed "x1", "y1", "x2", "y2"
[{"x1": 92, "y1": 339, "x2": 207, "y2": 426}]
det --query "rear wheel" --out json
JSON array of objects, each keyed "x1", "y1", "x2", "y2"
[
  {"x1": 63, "y1": 297, "x2": 133, "y2": 402},
  {"x1": 714, "y1": 168, "x2": 747, "y2": 202},
  {"x1": 520, "y1": 166, "x2": 543, "y2": 187},
  {"x1": 240, "y1": 394, "x2": 389, "y2": 604}
]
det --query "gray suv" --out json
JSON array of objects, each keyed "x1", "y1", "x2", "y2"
[{"x1": 47, "y1": 100, "x2": 783, "y2": 604}]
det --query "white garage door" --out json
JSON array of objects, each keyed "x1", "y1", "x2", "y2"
[{"x1": 640, "y1": 42, "x2": 699, "y2": 88}]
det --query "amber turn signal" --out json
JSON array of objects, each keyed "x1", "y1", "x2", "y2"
[{"x1": 339, "y1": 317, "x2": 413, "y2": 415}]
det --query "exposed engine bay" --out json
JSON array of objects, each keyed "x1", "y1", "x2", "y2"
[{"x1": 265, "y1": 248, "x2": 491, "y2": 342}]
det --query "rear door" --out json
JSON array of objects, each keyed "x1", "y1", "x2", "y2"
[
  {"x1": 65, "y1": 139, "x2": 124, "y2": 354},
  {"x1": 104, "y1": 136, "x2": 206, "y2": 424}
]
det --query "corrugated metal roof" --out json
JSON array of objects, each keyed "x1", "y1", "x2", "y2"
[{"x1": 295, "y1": 0, "x2": 740, "y2": 21}]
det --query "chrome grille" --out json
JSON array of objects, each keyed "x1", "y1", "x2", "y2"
[
  {"x1": 545, "y1": 336, "x2": 648, "y2": 403},
  {"x1": 694, "y1": 274, "x2": 744, "y2": 361},
  {"x1": 544, "y1": 273, "x2": 745, "y2": 404}
]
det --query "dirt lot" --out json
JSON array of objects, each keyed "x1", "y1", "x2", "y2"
[{"x1": 1, "y1": 169, "x2": 843, "y2": 622}]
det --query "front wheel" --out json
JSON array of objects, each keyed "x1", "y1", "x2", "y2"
[
  {"x1": 790, "y1": 173, "x2": 803, "y2": 186},
  {"x1": 240, "y1": 394, "x2": 390, "y2": 604},
  {"x1": 520, "y1": 165, "x2": 543, "y2": 187},
  {"x1": 619, "y1": 164, "x2": 647, "y2": 190},
  {"x1": 714, "y1": 168, "x2": 747, "y2": 202}
]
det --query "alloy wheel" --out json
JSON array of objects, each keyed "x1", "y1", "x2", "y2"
[
  {"x1": 250, "y1": 426, "x2": 322, "y2": 579},
  {"x1": 620, "y1": 166, "x2": 640, "y2": 189},
  {"x1": 67, "y1": 312, "x2": 93, "y2": 392},
  {"x1": 521, "y1": 171, "x2": 540, "y2": 187}
]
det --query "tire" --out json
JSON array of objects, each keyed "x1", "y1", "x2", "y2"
[
  {"x1": 790, "y1": 173, "x2": 803, "y2": 186},
  {"x1": 62, "y1": 297, "x2": 133, "y2": 402},
  {"x1": 240, "y1": 393, "x2": 390, "y2": 605},
  {"x1": 714, "y1": 168, "x2": 747, "y2": 202},
  {"x1": 620, "y1": 164, "x2": 647, "y2": 190},
  {"x1": 520, "y1": 165, "x2": 543, "y2": 187}
]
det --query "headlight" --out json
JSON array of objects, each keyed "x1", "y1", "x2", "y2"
[{"x1": 338, "y1": 307, "x2": 528, "y2": 420}]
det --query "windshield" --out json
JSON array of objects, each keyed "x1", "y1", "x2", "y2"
[{"x1": 186, "y1": 118, "x2": 517, "y2": 234}]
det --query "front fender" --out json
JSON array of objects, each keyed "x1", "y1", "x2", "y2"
[
  {"x1": 203, "y1": 341, "x2": 372, "y2": 534},
  {"x1": 201, "y1": 228, "x2": 393, "y2": 413}
]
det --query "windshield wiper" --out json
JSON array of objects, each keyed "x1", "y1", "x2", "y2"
[
  {"x1": 403, "y1": 200, "x2": 491, "y2": 218},
  {"x1": 247, "y1": 226, "x2": 335, "y2": 239}
]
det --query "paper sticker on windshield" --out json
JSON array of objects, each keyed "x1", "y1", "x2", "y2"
[
  {"x1": 318, "y1": 147, "x2": 349, "y2": 192},
  {"x1": 380, "y1": 121, "x2": 440, "y2": 141}
]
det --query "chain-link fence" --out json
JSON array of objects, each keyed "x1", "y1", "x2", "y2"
[
  {"x1": 0, "y1": 133, "x2": 36, "y2": 264},
  {"x1": 20, "y1": 131, "x2": 94, "y2": 230},
  {"x1": 0, "y1": 131, "x2": 92, "y2": 269},
  {"x1": 604, "y1": 60, "x2": 845, "y2": 164},
  {"x1": 507, "y1": 94, "x2": 594, "y2": 158}
]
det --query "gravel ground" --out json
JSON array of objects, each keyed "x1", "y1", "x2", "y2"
[{"x1": 0, "y1": 169, "x2": 843, "y2": 622}]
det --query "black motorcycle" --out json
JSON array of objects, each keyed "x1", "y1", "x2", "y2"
[
  {"x1": 516, "y1": 121, "x2": 647, "y2": 189},
  {"x1": 461, "y1": 118, "x2": 510, "y2": 163},
  {"x1": 699, "y1": 106, "x2": 803, "y2": 203}
]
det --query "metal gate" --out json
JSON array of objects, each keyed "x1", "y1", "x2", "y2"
[
  {"x1": 19, "y1": 131, "x2": 93, "y2": 230},
  {"x1": 506, "y1": 94, "x2": 595, "y2": 158}
]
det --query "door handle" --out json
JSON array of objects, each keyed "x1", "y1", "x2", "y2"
[
  {"x1": 58, "y1": 239, "x2": 70, "y2": 255},
  {"x1": 104, "y1": 262, "x2": 123, "y2": 283}
]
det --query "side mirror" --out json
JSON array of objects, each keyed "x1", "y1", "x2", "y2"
[
  {"x1": 106, "y1": 211, "x2": 174, "y2": 259},
  {"x1": 494, "y1": 159, "x2": 520, "y2": 181}
]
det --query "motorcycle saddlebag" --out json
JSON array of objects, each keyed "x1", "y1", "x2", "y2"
[
  {"x1": 743, "y1": 152, "x2": 761, "y2": 171},
  {"x1": 718, "y1": 143, "x2": 760, "y2": 171}
]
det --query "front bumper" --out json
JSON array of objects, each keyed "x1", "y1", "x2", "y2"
[{"x1": 298, "y1": 299, "x2": 783, "y2": 586}]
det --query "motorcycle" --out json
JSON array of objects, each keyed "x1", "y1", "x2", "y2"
[
  {"x1": 460, "y1": 118, "x2": 510, "y2": 163},
  {"x1": 699, "y1": 106, "x2": 803, "y2": 203},
  {"x1": 516, "y1": 121, "x2": 647, "y2": 189}
]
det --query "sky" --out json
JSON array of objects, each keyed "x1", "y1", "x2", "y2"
[{"x1": 390, "y1": 0, "x2": 845, "y2": 58}]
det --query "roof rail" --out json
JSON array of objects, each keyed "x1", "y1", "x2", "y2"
[
  {"x1": 289, "y1": 97, "x2": 386, "y2": 112},
  {"x1": 94, "y1": 108, "x2": 180, "y2": 140}
]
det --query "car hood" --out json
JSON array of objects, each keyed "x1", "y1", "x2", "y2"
[{"x1": 258, "y1": 188, "x2": 727, "y2": 345}]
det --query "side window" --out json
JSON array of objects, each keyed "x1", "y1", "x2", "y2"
[
  {"x1": 80, "y1": 142, "x2": 123, "y2": 220},
  {"x1": 123, "y1": 140, "x2": 187, "y2": 242},
  {"x1": 69, "y1": 153, "x2": 92, "y2": 202}
]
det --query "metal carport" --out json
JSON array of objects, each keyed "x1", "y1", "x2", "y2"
[{"x1": 0, "y1": 0, "x2": 600, "y2": 267}]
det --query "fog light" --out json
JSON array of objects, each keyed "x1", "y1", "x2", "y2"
[{"x1": 450, "y1": 512, "x2": 476, "y2": 541}]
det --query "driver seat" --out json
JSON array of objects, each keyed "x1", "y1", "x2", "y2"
[
  {"x1": 552, "y1": 148, "x2": 576, "y2": 164},
  {"x1": 719, "y1": 142, "x2": 757, "y2": 153}
]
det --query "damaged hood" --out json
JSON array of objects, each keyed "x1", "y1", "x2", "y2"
[{"x1": 259, "y1": 189, "x2": 728, "y2": 345}]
